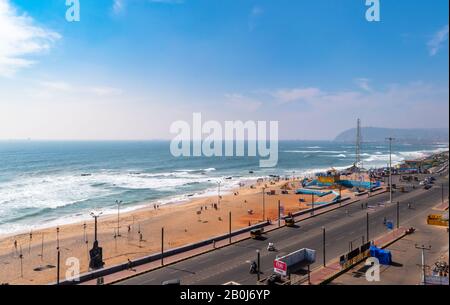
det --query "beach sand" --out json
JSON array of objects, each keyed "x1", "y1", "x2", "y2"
[{"x1": 0, "y1": 177, "x2": 352, "y2": 285}]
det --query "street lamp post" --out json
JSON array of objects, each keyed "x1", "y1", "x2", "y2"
[
  {"x1": 89, "y1": 210, "x2": 104, "y2": 270},
  {"x1": 415, "y1": 244, "x2": 431, "y2": 285},
  {"x1": 322, "y1": 227, "x2": 326, "y2": 267},
  {"x1": 229, "y1": 211, "x2": 232, "y2": 244},
  {"x1": 366, "y1": 212, "x2": 369, "y2": 241},
  {"x1": 397, "y1": 201, "x2": 400, "y2": 229},
  {"x1": 217, "y1": 180, "x2": 222, "y2": 206},
  {"x1": 386, "y1": 137, "x2": 395, "y2": 203},
  {"x1": 278, "y1": 200, "x2": 281, "y2": 227},
  {"x1": 116, "y1": 200, "x2": 122, "y2": 237},
  {"x1": 56, "y1": 226, "x2": 60, "y2": 285},
  {"x1": 161, "y1": 227, "x2": 164, "y2": 266},
  {"x1": 262, "y1": 187, "x2": 266, "y2": 222},
  {"x1": 256, "y1": 250, "x2": 261, "y2": 281}
]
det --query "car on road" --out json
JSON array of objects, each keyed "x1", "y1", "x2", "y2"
[
  {"x1": 250, "y1": 228, "x2": 264, "y2": 239},
  {"x1": 424, "y1": 184, "x2": 432, "y2": 190},
  {"x1": 162, "y1": 279, "x2": 181, "y2": 285}
]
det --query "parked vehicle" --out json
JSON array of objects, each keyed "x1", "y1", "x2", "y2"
[
  {"x1": 250, "y1": 228, "x2": 264, "y2": 239},
  {"x1": 162, "y1": 279, "x2": 181, "y2": 285}
]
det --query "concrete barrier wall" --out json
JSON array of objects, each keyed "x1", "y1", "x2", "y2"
[{"x1": 58, "y1": 221, "x2": 268, "y2": 285}]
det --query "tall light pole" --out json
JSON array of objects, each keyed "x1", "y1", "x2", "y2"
[
  {"x1": 116, "y1": 200, "x2": 122, "y2": 237},
  {"x1": 415, "y1": 244, "x2": 431, "y2": 285},
  {"x1": 322, "y1": 227, "x2": 326, "y2": 267},
  {"x1": 56, "y1": 227, "x2": 60, "y2": 285},
  {"x1": 366, "y1": 212, "x2": 369, "y2": 241},
  {"x1": 89, "y1": 210, "x2": 104, "y2": 270},
  {"x1": 216, "y1": 179, "x2": 222, "y2": 206},
  {"x1": 256, "y1": 249, "x2": 261, "y2": 281},
  {"x1": 262, "y1": 187, "x2": 266, "y2": 222},
  {"x1": 396, "y1": 201, "x2": 400, "y2": 229},
  {"x1": 386, "y1": 137, "x2": 395, "y2": 203}
]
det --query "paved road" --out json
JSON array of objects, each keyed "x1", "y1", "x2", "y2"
[
  {"x1": 332, "y1": 187, "x2": 449, "y2": 285},
  {"x1": 118, "y1": 175, "x2": 448, "y2": 285}
]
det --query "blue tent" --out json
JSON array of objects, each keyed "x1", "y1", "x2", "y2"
[{"x1": 370, "y1": 245, "x2": 392, "y2": 265}]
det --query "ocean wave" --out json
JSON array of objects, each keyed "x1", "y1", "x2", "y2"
[{"x1": 284, "y1": 150, "x2": 347, "y2": 154}]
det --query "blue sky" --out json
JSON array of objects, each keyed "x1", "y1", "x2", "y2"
[{"x1": 0, "y1": 0, "x2": 448, "y2": 140}]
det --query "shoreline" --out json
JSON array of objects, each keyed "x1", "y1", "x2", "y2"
[
  {"x1": 1, "y1": 147, "x2": 447, "y2": 238},
  {"x1": 0, "y1": 175, "x2": 340, "y2": 284},
  {"x1": 0, "y1": 150, "x2": 447, "y2": 284}
]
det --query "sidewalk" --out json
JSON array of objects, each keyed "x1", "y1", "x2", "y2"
[
  {"x1": 304, "y1": 227, "x2": 407, "y2": 285},
  {"x1": 80, "y1": 189, "x2": 386, "y2": 285},
  {"x1": 433, "y1": 200, "x2": 449, "y2": 211}
]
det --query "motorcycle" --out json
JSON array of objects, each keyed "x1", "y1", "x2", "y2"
[{"x1": 249, "y1": 261, "x2": 257, "y2": 274}]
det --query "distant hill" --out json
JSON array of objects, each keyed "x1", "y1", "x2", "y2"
[{"x1": 334, "y1": 127, "x2": 449, "y2": 143}]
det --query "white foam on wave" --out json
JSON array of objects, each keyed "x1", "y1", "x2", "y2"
[
  {"x1": 0, "y1": 170, "x2": 213, "y2": 220},
  {"x1": 284, "y1": 150, "x2": 347, "y2": 154}
]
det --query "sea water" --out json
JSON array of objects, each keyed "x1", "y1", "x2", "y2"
[{"x1": 0, "y1": 140, "x2": 447, "y2": 235}]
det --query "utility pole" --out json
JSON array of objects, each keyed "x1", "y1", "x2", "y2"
[
  {"x1": 386, "y1": 137, "x2": 395, "y2": 203},
  {"x1": 415, "y1": 244, "x2": 431, "y2": 285},
  {"x1": 396, "y1": 201, "x2": 400, "y2": 229},
  {"x1": 311, "y1": 193, "x2": 315, "y2": 216},
  {"x1": 116, "y1": 200, "x2": 122, "y2": 237},
  {"x1": 322, "y1": 227, "x2": 326, "y2": 267}
]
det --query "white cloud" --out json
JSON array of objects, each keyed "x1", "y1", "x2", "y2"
[
  {"x1": 0, "y1": 0, "x2": 60, "y2": 77},
  {"x1": 37, "y1": 81, "x2": 123, "y2": 98},
  {"x1": 354, "y1": 78, "x2": 372, "y2": 92},
  {"x1": 224, "y1": 93, "x2": 262, "y2": 112},
  {"x1": 112, "y1": 0, "x2": 183, "y2": 14},
  {"x1": 273, "y1": 87, "x2": 322, "y2": 103},
  {"x1": 427, "y1": 24, "x2": 449, "y2": 56}
]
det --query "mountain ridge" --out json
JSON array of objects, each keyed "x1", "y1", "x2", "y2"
[{"x1": 334, "y1": 127, "x2": 449, "y2": 143}]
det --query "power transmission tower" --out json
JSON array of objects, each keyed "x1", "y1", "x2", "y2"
[
  {"x1": 355, "y1": 118, "x2": 362, "y2": 171},
  {"x1": 386, "y1": 137, "x2": 395, "y2": 203}
]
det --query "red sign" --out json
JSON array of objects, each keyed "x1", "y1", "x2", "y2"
[{"x1": 273, "y1": 259, "x2": 287, "y2": 276}]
